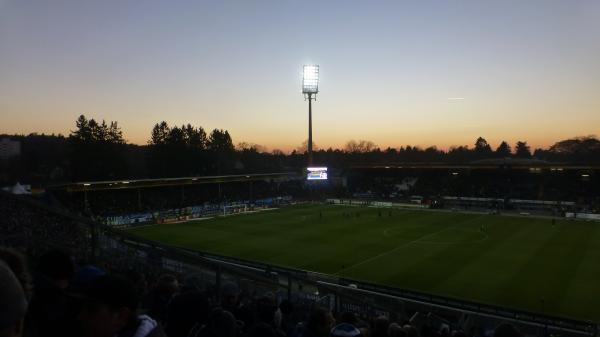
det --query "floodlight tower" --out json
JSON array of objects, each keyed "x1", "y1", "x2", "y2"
[{"x1": 302, "y1": 65, "x2": 319, "y2": 165}]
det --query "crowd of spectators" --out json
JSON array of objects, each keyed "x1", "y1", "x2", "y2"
[
  {"x1": 346, "y1": 169, "x2": 599, "y2": 213},
  {"x1": 0, "y1": 246, "x2": 527, "y2": 337},
  {"x1": 347, "y1": 169, "x2": 597, "y2": 201},
  {"x1": 51, "y1": 180, "x2": 334, "y2": 218},
  {"x1": 0, "y1": 192, "x2": 88, "y2": 257}
]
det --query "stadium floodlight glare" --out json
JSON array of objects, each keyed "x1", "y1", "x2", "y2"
[
  {"x1": 302, "y1": 65, "x2": 319, "y2": 94},
  {"x1": 302, "y1": 64, "x2": 319, "y2": 166}
]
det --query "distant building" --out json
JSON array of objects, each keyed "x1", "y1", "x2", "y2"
[{"x1": 0, "y1": 138, "x2": 21, "y2": 159}]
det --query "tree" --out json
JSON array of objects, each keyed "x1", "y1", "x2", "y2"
[
  {"x1": 474, "y1": 137, "x2": 492, "y2": 157},
  {"x1": 515, "y1": 141, "x2": 531, "y2": 158},
  {"x1": 544, "y1": 136, "x2": 600, "y2": 164},
  {"x1": 237, "y1": 142, "x2": 267, "y2": 153},
  {"x1": 207, "y1": 129, "x2": 234, "y2": 152},
  {"x1": 206, "y1": 129, "x2": 235, "y2": 174},
  {"x1": 549, "y1": 136, "x2": 600, "y2": 155},
  {"x1": 295, "y1": 140, "x2": 319, "y2": 154},
  {"x1": 68, "y1": 114, "x2": 127, "y2": 180},
  {"x1": 147, "y1": 122, "x2": 212, "y2": 177},
  {"x1": 447, "y1": 145, "x2": 471, "y2": 163},
  {"x1": 149, "y1": 121, "x2": 170, "y2": 146},
  {"x1": 183, "y1": 124, "x2": 207, "y2": 149},
  {"x1": 108, "y1": 121, "x2": 125, "y2": 144},
  {"x1": 72, "y1": 115, "x2": 91, "y2": 142},
  {"x1": 495, "y1": 141, "x2": 512, "y2": 157},
  {"x1": 91, "y1": 120, "x2": 109, "y2": 142},
  {"x1": 344, "y1": 139, "x2": 377, "y2": 153}
]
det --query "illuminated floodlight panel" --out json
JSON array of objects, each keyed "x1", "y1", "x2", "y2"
[
  {"x1": 302, "y1": 65, "x2": 319, "y2": 94},
  {"x1": 307, "y1": 166, "x2": 327, "y2": 180}
]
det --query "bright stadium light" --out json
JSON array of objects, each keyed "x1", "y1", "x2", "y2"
[
  {"x1": 302, "y1": 65, "x2": 319, "y2": 94},
  {"x1": 302, "y1": 64, "x2": 319, "y2": 166}
]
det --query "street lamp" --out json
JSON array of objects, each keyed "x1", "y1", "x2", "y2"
[{"x1": 302, "y1": 65, "x2": 319, "y2": 165}]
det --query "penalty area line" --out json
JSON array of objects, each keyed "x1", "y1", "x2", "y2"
[{"x1": 334, "y1": 227, "x2": 454, "y2": 275}]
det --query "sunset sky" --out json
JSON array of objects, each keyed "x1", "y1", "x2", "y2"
[{"x1": 1, "y1": 0, "x2": 599, "y2": 152}]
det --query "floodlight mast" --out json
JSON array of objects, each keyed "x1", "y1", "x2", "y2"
[{"x1": 302, "y1": 65, "x2": 319, "y2": 166}]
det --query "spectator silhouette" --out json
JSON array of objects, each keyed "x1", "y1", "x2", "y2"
[
  {"x1": 372, "y1": 316, "x2": 390, "y2": 337},
  {"x1": 192, "y1": 308, "x2": 238, "y2": 337},
  {"x1": 0, "y1": 260, "x2": 27, "y2": 337},
  {"x1": 301, "y1": 306, "x2": 335, "y2": 337},
  {"x1": 145, "y1": 273, "x2": 179, "y2": 325},
  {"x1": 79, "y1": 275, "x2": 166, "y2": 337},
  {"x1": 493, "y1": 323, "x2": 522, "y2": 337},
  {"x1": 388, "y1": 323, "x2": 406, "y2": 337},
  {"x1": 26, "y1": 249, "x2": 78, "y2": 337},
  {"x1": 253, "y1": 293, "x2": 285, "y2": 337},
  {"x1": 165, "y1": 276, "x2": 210, "y2": 337},
  {"x1": 0, "y1": 248, "x2": 31, "y2": 300}
]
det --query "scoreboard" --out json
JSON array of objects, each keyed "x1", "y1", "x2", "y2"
[{"x1": 307, "y1": 167, "x2": 328, "y2": 180}]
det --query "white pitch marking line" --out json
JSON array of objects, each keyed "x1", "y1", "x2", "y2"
[
  {"x1": 383, "y1": 226, "x2": 489, "y2": 244},
  {"x1": 335, "y1": 227, "x2": 454, "y2": 275}
]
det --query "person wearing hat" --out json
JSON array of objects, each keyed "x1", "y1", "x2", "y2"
[
  {"x1": 0, "y1": 260, "x2": 28, "y2": 337},
  {"x1": 79, "y1": 275, "x2": 166, "y2": 337}
]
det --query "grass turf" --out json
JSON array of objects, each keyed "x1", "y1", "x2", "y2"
[{"x1": 127, "y1": 204, "x2": 600, "y2": 322}]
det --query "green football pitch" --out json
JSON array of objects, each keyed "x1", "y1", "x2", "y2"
[{"x1": 128, "y1": 204, "x2": 600, "y2": 322}]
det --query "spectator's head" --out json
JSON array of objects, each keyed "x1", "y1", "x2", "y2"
[
  {"x1": 78, "y1": 275, "x2": 139, "y2": 337},
  {"x1": 166, "y1": 291, "x2": 210, "y2": 337},
  {"x1": 331, "y1": 323, "x2": 362, "y2": 337},
  {"x1": 372, "y1": 316, "x2": 390, "y2": 337},
  {"x1": 181, "y1": 273, "x2": 204, "y2": 292},
  {"x1": 0, "y1": 248, "x2": 31, "y2": 300},
  {"x1": 204, "y1": 308, "x2": 238, "y2": 337},
  {"x1": 72, "y1": 265, "x2": 105, "y2": 291},
  {"x1": 0, "y1": 261, "x2": 27, "y2": 337},
  {"x1": 256, "y1": 293, "x2": 278, "y2": 326},
  {"x1": 403, "y1": 325, "x2": 419, "y2": 337},
  {"x1": 119, "y1": 269, "x2": 147, "y2": 295},
  {"x1": 36, "y1": 249, "x2": 74, "y2": 289},
  {"x1": 279, "y1": 299, "x2": 293, "y2": 316},
  {"x1": 493, "y1": 324, "x2": 522, "y2": 337},
  {"x1": 307, "y1": 306, "x2": 335, "y2": 337},
  {"x1": 388, "y1": 323, "x2": 406, "y2": 337},
  {"x1": 221, "y1": 281, "x2": 240, "y2": 309},
  {"x1": 155, "y1": 273, "x2": 179, "y2": 299}
]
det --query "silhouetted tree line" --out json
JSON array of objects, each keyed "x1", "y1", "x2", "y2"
[
  {"x1": 68, "y1": 115, "x2": 129, "y2": 180},
  {"x1": 147, "y1": 121, "x2": 234, "y2": 177},
  {"x1": 2, "y1": 115, "x2": 600, "y2": 184}
]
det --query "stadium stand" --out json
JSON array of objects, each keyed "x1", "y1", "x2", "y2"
[{"x1": 343, "y1": 166, "x2": 598, "y2": 215}]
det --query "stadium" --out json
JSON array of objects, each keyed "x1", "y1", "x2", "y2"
[
  {"x1": 2, "y1": 3, "x2": 600, "y2": 337},
  {"x1": 2, "y1": 161, "x2": 599, "y2": 337}
]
